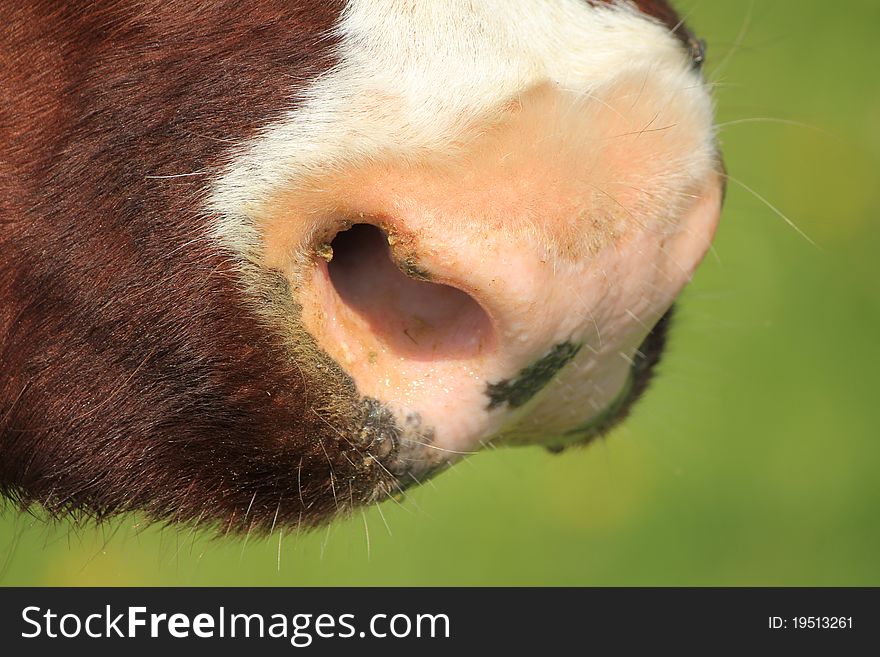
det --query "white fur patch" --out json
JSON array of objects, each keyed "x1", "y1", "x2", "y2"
[{"x1": 207, "y1": 0, "x2": 711, "y2": 257}]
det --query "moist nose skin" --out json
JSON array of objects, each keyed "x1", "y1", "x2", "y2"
[{"x1": 260, "y1": 69, "x2": 722, "y2": 472}]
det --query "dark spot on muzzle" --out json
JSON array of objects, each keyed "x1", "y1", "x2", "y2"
[
  {"x1": 353, "y1": 397, "x2": 447, "y2": 493},
  {"x1": 485, "y1": 341, "x2": 583, "y2": 410},
  {"x1": 548, "y1": 304, "x2": 676, "y2": 452}
]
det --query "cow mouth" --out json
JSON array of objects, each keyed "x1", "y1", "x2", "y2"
[{"x1": 550, "y1": 305, "x2": 675, "y2": 451}]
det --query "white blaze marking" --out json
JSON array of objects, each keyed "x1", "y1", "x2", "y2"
[{"x1": 207, "y1": 0, "x2": 709, "y2": 256}]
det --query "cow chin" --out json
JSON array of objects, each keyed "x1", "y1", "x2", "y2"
[{"x1": 261, "y1": 303, "x2": 678, "y2": 533}]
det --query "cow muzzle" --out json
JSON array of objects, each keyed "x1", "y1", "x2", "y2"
[{"x1": 261, "y1": 74, "x2": 723, "y2": 479}]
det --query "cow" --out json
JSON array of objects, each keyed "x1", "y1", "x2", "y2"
[{"x1": 0, "y1": 0, "x2": 724, "y2": 534}]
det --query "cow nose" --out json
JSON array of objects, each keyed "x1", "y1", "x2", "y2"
[
  {"x1": 305, "y1": 168, "x2": 722, "y2": 453},
  {"x1": 278, "y1": 75, "x2": 721, "y2": 460}
]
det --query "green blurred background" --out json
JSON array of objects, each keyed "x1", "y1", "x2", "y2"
[{"x1": 3, "y1": 0, "x2": 879, "y2": 586}]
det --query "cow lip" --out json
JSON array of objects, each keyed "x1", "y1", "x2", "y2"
[
  {"x1": 545, "y1": 304, "x2": 675, "y2": 452},
  {"x1": 372, "y1": 305, "x2": 677, "y2": 482}
]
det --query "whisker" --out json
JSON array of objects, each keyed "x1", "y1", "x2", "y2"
[
  {"x1": 409, "y1": 471, "x2": 437, "y2": 492},
  {"x1": 239, "y1": 522, "x2": 253, "y2": 562},
  {"x1": 604, "y1": 122, "x2": 679, "y2": 140},
  {"x1": 320, "y1": 523, "x2": 331, "y2": 561},
  {"x1": 144, "y1": 170, "x2": 207, "y2": 180},
  {"x1": 276, "y1": 527, "x2": 284, "y2": 573},
  {"x1": 710, "y1": 0, "x2": 755, "y2": 81},
  {"x1": 401, "y1": 436, "x2": 479, "y2": 456},
  {"x1": 297, "y1": 457, "x2": 305, "y2": 509},
  {"x1": 374, "y1": 500, "x2": 393, "y2": 537},
  {"x1": 667, "y1": 1, "x2": 703, "y2": 40},
  {"x1": 361, "y1": 509, "x2": 371, "y2": 561},
  {"x1": 723, "y1": 173, "x2": 818, "y2": 247},
  {"x1": 717, "y1": 117, "x2": 827, "y2": 134},
  {"x1": 242, "y1": 491, "x2": 257, "y2": 526},
  {"x1": 269, "y1": 498, "x2": 281, "y2": 535}
]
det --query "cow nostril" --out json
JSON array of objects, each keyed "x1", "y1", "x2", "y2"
[{"x1": 326, "y1": 224, "x2": 493, "y2": 361}]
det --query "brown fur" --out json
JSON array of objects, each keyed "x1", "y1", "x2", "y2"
[{"x1": 0, "y1": 0, "x2": 389, "y2": 534}]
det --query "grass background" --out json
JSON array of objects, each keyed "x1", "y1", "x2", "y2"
[{"x1": 3, "y1": 0, "x2": 879, "y2": 585}]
